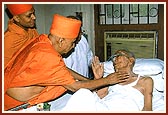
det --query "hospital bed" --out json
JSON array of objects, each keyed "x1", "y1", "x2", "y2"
[{"x1": 21, "y1": 58, "x2": 165, "y2": 112}]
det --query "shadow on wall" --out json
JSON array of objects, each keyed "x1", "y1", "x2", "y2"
[{"x1": 5, "y1": 8, "x2": 13, "y2": 19}]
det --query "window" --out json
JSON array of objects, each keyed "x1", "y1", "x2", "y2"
[{"x1": 98, "y1": 4, "x2": 158, "y2": 24}]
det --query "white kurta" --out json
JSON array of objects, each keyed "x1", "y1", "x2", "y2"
[{"x1": 63, "y1": 35, "x2": 93, "y2": 77}]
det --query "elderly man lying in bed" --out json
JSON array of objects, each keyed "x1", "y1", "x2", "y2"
[{"x1": 62, "y1": 49, "x2": 154, "y2": 111}]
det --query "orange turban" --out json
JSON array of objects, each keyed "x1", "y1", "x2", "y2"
[
  {"x1": 50, "y1": 14, "x2": 82, "y2": 39},
  {"x1": 6, "y1": 4, "x2": 33, "y2": 16}
]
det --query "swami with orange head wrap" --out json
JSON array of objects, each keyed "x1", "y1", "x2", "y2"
[
  {"x1": 4, "y1": 4, "x2": 39, "y2": 67},
  {"x1": 4, "y1": 14, "x2": 129, "y2": 111}
]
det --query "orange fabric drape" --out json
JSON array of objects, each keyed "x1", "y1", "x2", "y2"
[
  {"x1": 4, "y1": 34, "x2": 75, "y2": 110},
  {"x1": 4, "y1": 19, "x2": 39, "y2": 67}
]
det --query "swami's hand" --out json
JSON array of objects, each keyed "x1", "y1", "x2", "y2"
[{"x1": 106, "y1": 72, "x2": 129, "y2": 85}]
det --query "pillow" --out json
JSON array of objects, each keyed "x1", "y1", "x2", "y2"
[
  {"x1": 133, "y1": 58, "x2": 164, "y2": 77},
  {"x1": 103, "y1": 58, "x2": 164, "y2": 77}
]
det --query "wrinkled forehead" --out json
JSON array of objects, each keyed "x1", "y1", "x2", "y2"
[
  {"x1": 115, "y1": 50, "x2": 134, "y2": 58},
  {"x1": 65, "y1": 37, "x2": 77, "y2": 43},
  {"x1": 115, "y1": 50, "x2": 127, "y2": 55}
]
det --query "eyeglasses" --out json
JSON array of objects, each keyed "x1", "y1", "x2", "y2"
[{"x1": 107, "y1": 53, "x2": 130, "y2": 62}]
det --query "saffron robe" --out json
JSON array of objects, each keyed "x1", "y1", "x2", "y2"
[
  {"x1": 4, "y1": 19, "x2": 39, "y2": 67},
  {"x1": 4, "y1": 34, "x2": 75, "y2": 110}
]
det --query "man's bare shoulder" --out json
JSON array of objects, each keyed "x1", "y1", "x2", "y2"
[
  {"x1": 139, "y1": 76, "x2": 153, "y2": 83},
  {"x1": 139, "y1": 76, "x2": 154, "y2": 90}
]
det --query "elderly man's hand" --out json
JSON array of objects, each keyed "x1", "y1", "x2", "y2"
[{"x1": 91, "y1": 56, "x2": 104, "y2": 79}]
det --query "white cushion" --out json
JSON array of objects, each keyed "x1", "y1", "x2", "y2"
[{"x1": 133, "y1": 58, "x2": 164, "y2": 77}]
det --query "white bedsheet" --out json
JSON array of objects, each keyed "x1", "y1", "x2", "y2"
[
  {"x1": 61, "y1": 87, "x2": 143, "y2": 112},
  {"x1": 61, "y1": 88, "x2": 165, "y2": 112},
  {"x1": 20, "y1": 88, "x2": 165, "y2": 112}
]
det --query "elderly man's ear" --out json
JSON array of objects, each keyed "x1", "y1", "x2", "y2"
[{"x1": 129, "y1": 57, "x2": 135, "y2": 64}]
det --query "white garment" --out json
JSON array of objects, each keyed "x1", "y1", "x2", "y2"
[
  {"x1": 98, "y1": 74, "x2": 144, "y2": 111},
  {"x1": 63, "y1": 35, "x2": 93, "y2": 77},
  {"x1": 62, "y1": 75, "x2": 144, "y2": 112}
]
